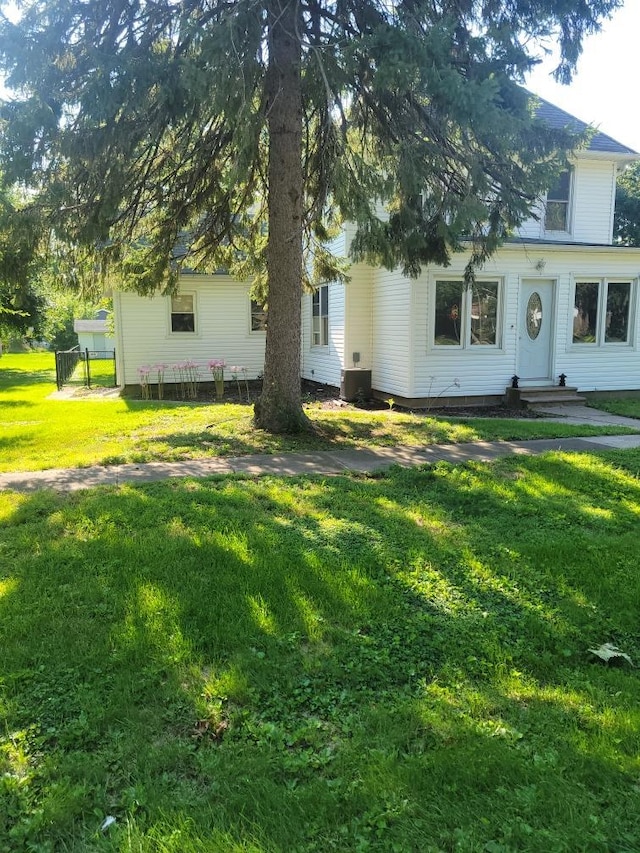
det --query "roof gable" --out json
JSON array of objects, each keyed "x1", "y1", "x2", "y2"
[{"x1": 533, "y1": 94, "x2": 637, "y2": 156}]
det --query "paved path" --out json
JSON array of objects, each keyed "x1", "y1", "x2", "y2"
[
  {"x1": 2, "y1": 429, "x2": 640, "y2": 493},
  {"x1": 529, "y1": 403, "x2": 640, "y2": 429}
]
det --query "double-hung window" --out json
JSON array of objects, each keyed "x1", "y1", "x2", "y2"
[
  {"x1": 433, "y1": 280, "x2": 501, "y2": 348},
  {"x1": 544, "y1": 170, "x2": 572, "y2": 233},
  {"x1": 312, "y1": 285, "x2": 329, "y2": 347},
  {"x1": 250, "y1": 299, "x2": 267, "y2": 332},
  {"x1": 573, "y1": 280, "x2": 633, "y2": 345},
  {"x1": 170, "y1": 293, "x2": 196, "y2": 333}
]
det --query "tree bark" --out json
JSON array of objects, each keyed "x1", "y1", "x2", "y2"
[{"x1": 254, "y1": 0, "x2": 310, "y2": 433}]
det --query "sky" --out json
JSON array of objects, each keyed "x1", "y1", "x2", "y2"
[{"x1": 525, "y1": 1, "x2": 640, "y2": 152}]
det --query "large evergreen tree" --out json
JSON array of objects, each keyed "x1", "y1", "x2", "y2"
[
  {"x1": 0, "y1": 0, "x2": 620, "y2": 430},
  {"x1": 614, "y1": 161, "x2": 640, "y2": 247},
  {"x1": 0, "y1": 185, "x2": 45, "y2": 340}
]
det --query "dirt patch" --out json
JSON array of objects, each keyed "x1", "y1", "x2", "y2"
[{"x1": 300, "y1": 382, "x2": 541, "y2": 418}]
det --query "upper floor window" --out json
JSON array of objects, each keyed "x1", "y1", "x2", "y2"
[
  {"x1": 573, "y1": 279, "x2": 632, "y2": 345},
  {"x1": 170, "y1": 293, "x2": 195, "y2": 333},
  {"x1": 545, "y1": 170, "x2": 572, "y2": 232},
  {"x1": 251, "y1": 299, "x2": 267, "y2": 331},
  {"x1": 312, "y1": 285, "x2": 329, "y2": 346},
  {"x1": 433, "y1": 280, "x2": 501, "y2": 348}
]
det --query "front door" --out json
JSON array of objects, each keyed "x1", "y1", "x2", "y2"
[{"x1": 517, "y1": 279, "x2": 555, "y2": 382}]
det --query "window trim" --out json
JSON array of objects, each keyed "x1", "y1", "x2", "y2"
[
  {"x1": 570, "y1": 277, "x2": 635, "y2": 348},
  {"x1": 430, "y1": 277, "x2": 504, "y2": 351},
  {"x1": 544, "y1": 168, "x2": 573, "y2": 235},
  {"x1": 250, "y1": 298, "x2": 267, "y2": 333},
  {"x1": 311, "y1": 284, "x2": 329, "y2": 347},
  {"x1": 169, "y1": 291, "x2": 198, "y2": 335}
]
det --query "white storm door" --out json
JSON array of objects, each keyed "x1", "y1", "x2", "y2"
[{"x1": 517, "y1": 279, "x2": 555, "y2": 382}]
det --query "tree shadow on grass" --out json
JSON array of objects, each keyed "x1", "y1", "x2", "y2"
[
  {"x1": 0, "y1": 364, "x2": 56, "y2": 393},
  {"x1": 0, "y1": 432, "x2": 42, "y2": 461},
  {"x1": 1, "y1": 452, "x2": 639, "y2": 850},
  {"x1": 0, "y1": 399, "x2": 37, "y2": 409},
  {"x1": 139, "y1": 428, "x2": 293, "y2": 459}
]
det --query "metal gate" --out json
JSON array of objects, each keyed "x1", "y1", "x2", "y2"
[{"x1": 55, "y1": 347, "x2": 117, "y2": 390}]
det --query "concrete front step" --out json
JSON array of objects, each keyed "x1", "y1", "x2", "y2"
[
  {"x1": 522, "y1": 394, "x2": 587, "y2": 405},
  {"x1": 504, "y1": 384, "x2": 586, "y2": 408},
  {"x1": 515, "y1": 385, "x2": 579, "y2": 394}
]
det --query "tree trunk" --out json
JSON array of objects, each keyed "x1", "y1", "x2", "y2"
[{"x1": 254, "y1": 0, "x2": 309, "y2": 433}]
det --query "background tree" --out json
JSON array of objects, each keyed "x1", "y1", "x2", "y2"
[
  {"x1": 0, "y1": 185, "x2": 45, "y2": 343},
  {"x1": 614, "y1": 161, "x2": 640, "y2": 246},
  {"x1": 0, "y1": 0, "x2": 620, "y2": 430}
]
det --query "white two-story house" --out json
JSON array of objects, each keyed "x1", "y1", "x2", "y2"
[{"x1": 114, "y1": 96, "x2": 640, "y2": 405}]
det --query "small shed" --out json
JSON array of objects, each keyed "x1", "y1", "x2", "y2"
[{"x1": 74, "y1": 310, "x2": 116, "y2": 358}]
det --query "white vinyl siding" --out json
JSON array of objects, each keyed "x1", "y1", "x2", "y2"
[
  {"x1": 516, "y1": 158, "x2": 618, "y2": 245},
  {"x1": 572, "y1": 160, "x2": 618, "y2": 244},
  {"x1": 114, "y1": 275, "x2": 266, "y2": 386},
  {"x1": 369, "y1": 244, "x2": 640, "y2": 401},
  {"x1": 301, "y1": 282, "x2": 345, "y2": 386},
  {"x1": 371, "y1": 267, "x2": 413, "y2": 397},
  {"x1": 343, "y1": 263, "x2": 373, "y2": 370}
]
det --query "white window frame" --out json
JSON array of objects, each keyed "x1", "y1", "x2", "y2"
[
  {"x1": 570, "y1": 278, "x2": 635, "y2": 348},
  {"x1": 544, "y1": 169, "x2": 573, "y2": 235},
  {"x1": 430, "y1": 277, "x2": 504, "y2": 350},
  {"x1": 312, "y1": 284, "x2": 329, "y2": 347},
  {"x1": 169, "y1": 291, "x2": 197, "y2": 335},
  {"x1": 250, "y1": 298, "x2": 267, "y2": 333}
]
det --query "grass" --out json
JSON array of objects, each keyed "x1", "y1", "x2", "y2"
[
  {"x1": 1, "y1": 352, "x2": 637, "y2": 473},
  {"x1": 1, "y1": 449, "x2": 640, "y2": 850},
  {"x1": 589, "y1": 397, "x2": 640, "y2": 419},
  {"x1": 76, "y1": 355, "x2": 118, "y2": 388}
]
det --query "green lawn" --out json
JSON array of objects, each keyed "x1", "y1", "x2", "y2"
[
  {"x1": 1, "y1": 352, "x2": 637, "y2": 473},
  {"x1": 589, "y1": 397, "x2": 640, "y2": 420},
  {"x1": 1, "y1": 450, "x2": 640, "y2": 851}
]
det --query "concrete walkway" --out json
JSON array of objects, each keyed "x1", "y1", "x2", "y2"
[
  {"x1": 529, "y1": 403, "x2": 640, "y2": 430},
  {"x1": 2, "y1": 412, "x2": 640, "y2": 493}
]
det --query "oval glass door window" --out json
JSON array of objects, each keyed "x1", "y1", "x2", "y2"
[{"x1": 526, "y1": 292, "x2": 543, "y2": 340}]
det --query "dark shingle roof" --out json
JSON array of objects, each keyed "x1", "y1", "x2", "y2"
[{"x1": 533, "y1": 94, "x2": 637, "y2": 155}]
